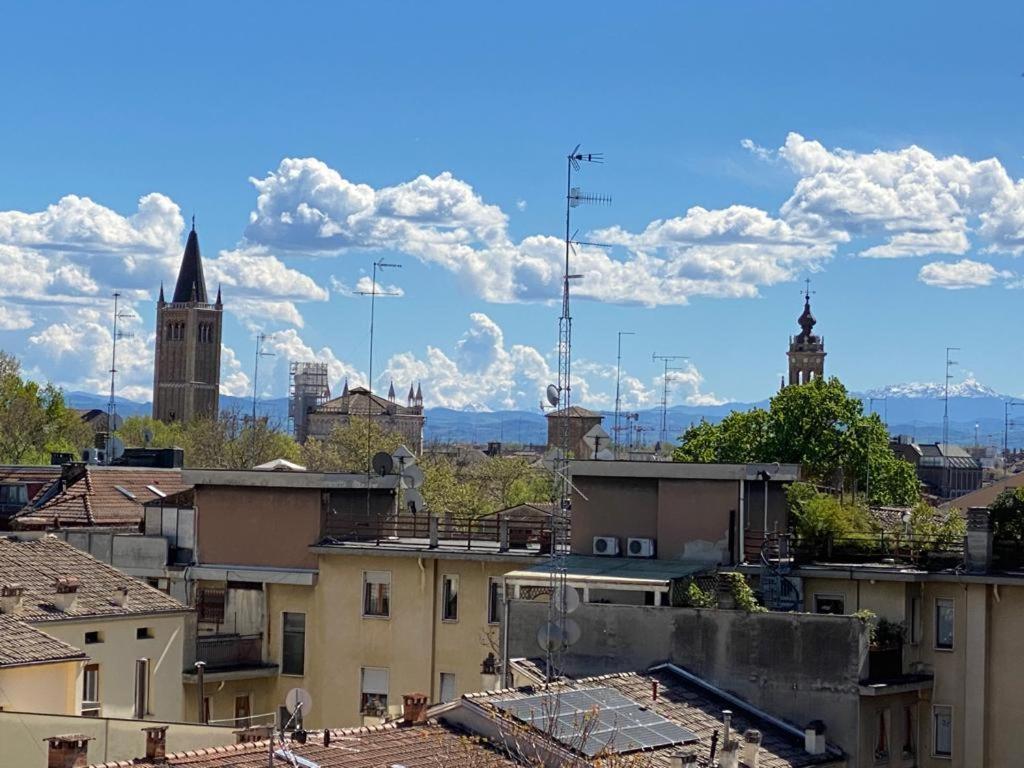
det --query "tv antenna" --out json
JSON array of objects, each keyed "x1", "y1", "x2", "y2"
[
  {"x1": 250, "y1": 333, "x2": 275, "y2": 463},
  {"x1": 942, "y1": 346, "x2": 960, "y2": 497},
  {"x1": 543, "y1": 144, "x2": 611, "y2": 683},
  {"x1": 613, "y1": 331, "x2": 635, "y2": 457},
  {"x1": 652, "y1": 353, "x2": 688, "y2": 446},
  {"x1": 106, "y1": 292, "x2": 135, "y2": 465}
]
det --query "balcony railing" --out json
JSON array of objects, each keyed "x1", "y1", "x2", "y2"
[
  {"x1": 789, "y1": 532, "x2": 964, "y2": 571},
  {"x1": 322, "y1": 509, "x2": 567, "y2": 554},
  {"x1": 196, "y1": 633, "x2": 265, "y2": 671}
]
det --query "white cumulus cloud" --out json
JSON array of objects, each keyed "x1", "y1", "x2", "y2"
[{"x1": 918, "y1": 259, "x2": 1011, "y2": 290}]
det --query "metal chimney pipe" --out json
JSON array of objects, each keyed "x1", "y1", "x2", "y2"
[
  {"x1": 134, "y1": 658, "x2": 150, "y2": 719},
  {"x1": 195, "y1": 661, "x2": 207, "y2": 723}
]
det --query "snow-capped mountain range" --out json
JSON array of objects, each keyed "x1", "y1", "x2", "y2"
[{"x1": 864, "y1": 376, "x2": 1002, "y2": 400}]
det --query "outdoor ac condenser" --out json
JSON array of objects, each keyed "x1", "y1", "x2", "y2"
[
  {"x1": 592, "y1": 536, "x2": 620, "y2": 556},
  {"x1": 627, "y1": 537, "x2": 656, "y2": 558}
]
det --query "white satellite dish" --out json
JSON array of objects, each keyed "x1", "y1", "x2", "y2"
[
  {"x1": 537, "y1": 622, "x2": 563, "y2": 653},
  {"x1": 285, "y1": 687, "x2": 313, "y2": 717},
  {"x1": 560, "y1": 617, "x2": 582, "y2": 647},
  {"x1": 595, "y1": 448, "x2": 615, "y2": 461},
  {"x1": 553, "y1": 584, "x2": 580, "y2": 615},
  {"x1": 546, "y1": 384, "x2": 560, "y2": 408},
  {"x1": 401, "y1": 465, "x2": 425, "y2": 489},
  {"x1": 404, "y1": 489, "x2": 425, "y2": 514},
  {"x1": 392, "y1": 445, "x2": 416, "y2": 465},
  {"x1": 109, "y1": 436, "x2": 125, "y2": 461}
]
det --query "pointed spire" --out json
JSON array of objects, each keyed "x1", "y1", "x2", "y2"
[
  {"x1": 215, "y1": 283, "x2": 222, "y2": 307},
  {"x1": 388, "y1": 381, "x2": 396, "y2": 401},
  {"x1": 415, "y1": 382, "x2": 423, "y2": 404},
  {"x1": 172, "y1": 225, "x2": 208, "y2": 303},
  {"x1": 158, "y1": 282, "x2": 165, "y2": 304},
  {"x1": 407, "y1": 384, "x2": 415, "y2": 405},
  {"x1": 342, "y1": 379, "x2": 349, "y2": 397}
]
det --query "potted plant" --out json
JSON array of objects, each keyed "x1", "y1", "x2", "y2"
[{"x1": 867, "y1": 618, "x2": 906, "y2": 680}]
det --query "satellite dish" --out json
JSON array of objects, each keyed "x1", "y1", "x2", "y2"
[
  {"x1": 553, "y1": 584, "x2": 580, "y2": 615},
  {"x1": 560, "y1": 617, "x2": 582, "y2": 647},
  {"x1": 404, "y1": 489, "x2": 424, "y2": 514},
  {"x1": 285, "y1": 687, "x2": 313, "y2": 717},
  {"x1": 546, "y1": 384, "x2": 560, "y2": 408},
  {"x1": 392, "y1": 445, "x2": 416, "y2": 464},
  {"x1": 401, "y1": 465, "x2": 425, "y2": 489},
  {"x1": 371, "y1": 452, "x2": 394, "y2": 476},
  {"x1": 537, "y1": 622, "x2": 563, "y2": 653},
  {"x1": 109, "y1": 437, "x2": 125, "y2": 461}
]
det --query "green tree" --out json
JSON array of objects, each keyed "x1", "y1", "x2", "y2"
[
  {"x1": 674, "y1": 377, "x2": 918, "y2": 505},
  {"x1": 471, "y1": 456, "x2": 554, "y2": 511},
  {"x1": 989, "y1": 487, "x2": 1024, "y2": 547},
  {"x1": 300, "y1": 417, "x2": 405, "y2": 473},
  {"x1": 117, "y1": 415, "x2": 183, "y2": 449},
  {"x1": 0, "y1": 351, "x2": 92, "y2": 464}
]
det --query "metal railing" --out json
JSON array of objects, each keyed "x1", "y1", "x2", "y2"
[
  {"x1": 323, "y1": 509, "x2": 567, "y2": 553},
  {"x1": 789, "y1": 532, "x2": 964, "y2": 570},
  {"x1": 196, "y1": 633, "x2": 264, "y2": 670}
]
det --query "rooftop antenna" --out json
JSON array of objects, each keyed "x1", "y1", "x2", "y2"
[
  {"x1": 544, "y1": 144, "x2": 611, "y2": 683},
  {"x1": 251, "y1": 333, "x2": 276, "y2": 463},
  {"x1": 652, "y1": 353, "x2": 688, "y2": 446},
  {"x1": 106, "y1": 292, "x2": 134, "y2": 465},
  {"x1": 943, "y1": 346, "x2": 960, "y2": 498},
  {"x1": 613, "y1": 331, "x2": 635, "y2": 458}
]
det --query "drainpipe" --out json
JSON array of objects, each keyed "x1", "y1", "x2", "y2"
[
  {"x1": 738, "y1": 480, "x2": 746, "y2": 563},
  {"x1": 194, "y1": 661, "x2": 206, "y2": 723},
  {"x1": 501, "y1": 576, "x2": 511, "y2": 687}
]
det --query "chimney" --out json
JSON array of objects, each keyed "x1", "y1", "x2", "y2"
[
  {"x1": 45, "y1": 735, "x2": 93, "y2": 768},
  {"x1": 234, "y1": 725, "x2": 273, "y2": 744},
  {"x1": 719, "y1": 738, "x2": 740, "y2": 768},
  {"x1": 0, "y1": 583, "x2": 25, "y2": 614},
  {"x1": 651, "y1": 680, "x2": 659, "y2": 701},
  {"x1": 742, "y1": 729, "x2": 762, "y2": 768},
  {"x1": 142, "y1": 726, "x2": 168, "y2": 762},
  {"x1": 53, "y1": 577, "x2": 80, "y2": 613},
  {"x1": 965, "y1": 507, "x2": 992, "y2": 574},
  {"x1": 804, "y1": 720, "x2": 827, "y2": 755},
  {"x1": 667, "y1": 745, "x2": 699, "y2": 767},
  {"x1": 401, "y1": 693, "x2": 429, "y2": 725},
  {"x1": 112, "y1": 585, "x2": 129, "y2": 608}
]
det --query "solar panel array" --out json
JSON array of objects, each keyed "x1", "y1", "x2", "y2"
[{"x1": 490, "y1": 686, "x2": 698, "y2": 757}]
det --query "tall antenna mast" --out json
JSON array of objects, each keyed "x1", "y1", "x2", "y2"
[
  {"x1": 613, "y1": 331, "x2": 635, "y2": 458},
  {"x1": 107, "y1": 292, "x2": 134, "y2": 465},
  {"x1": 943, "y1": 346, "x2": 959, "y2": 497},
  {"x1": 652, "y1": 353, "x2": 687, "y2": 446},
  {"x1": 543, "y1": 145, "x2": 610, "y2": 683},
  {"x1": 250, "y1": 333, "x2": 275, "y2": 463}
]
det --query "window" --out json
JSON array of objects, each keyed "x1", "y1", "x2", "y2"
[
  {"x1": 136, "y1": 627, "x2": 154, "y2": 640},
  {"x1": 363, "y1": 571, "x2": 391, "y2": 617},
  {"x1": 360, "y1": 667, "x2": 389, "y2": 716},
  {"x1": 909, "y1": 596, "x2": 922, "y2": 645},
  {"x1": 197, "y1": 586, "x2": 226, "y2": 623},
  {"x1": 873, "y1": 708, "x2": 890, "y2": 764},
  {"x1": 935, "y1": 598, "x2": 954, "y2": 650},
  {"x1": 0, "y1": 484, "x2": 27, "y2": 505},
  {"x1": 487, "y1": 577, "x2": 504, "y2": 624},
  {"x1": 282, "y1": 612, "x2": 306, "y2": 676},
  {"x1": 234, "y1": 694, "x2": 251, "y2": 727},
  {"x1": 442, "y1": 574, "x2": 459, "y2": 622},
  {"x1": 814, "y1": 594, "x2": 845, "y2": 615},
  {"x1": 135, "y1": 657, "x2": 151, "y2": 716},
  {"x1": 82, "y1": 664, "x2": 100, "y2": 715},
  {"x1": 84, "y1": 631, "x2": 103, "y2": 644},
  {"x1": 901, "y1": 705, "x2": 916, "y2": 760},
  {"x1": 439, "y1": 672, "x2": 457, "y2": 703},
  {"x1": 933, "y1": 705, "x2": 952, "y2": 757}
]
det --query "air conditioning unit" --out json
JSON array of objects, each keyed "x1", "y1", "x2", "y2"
[
  {"x1": 592, "y1": 536, "x2": 620, "y2": 556},
  {"x1": 627, "y1": 538, "x2": 656, "y2": 558}
]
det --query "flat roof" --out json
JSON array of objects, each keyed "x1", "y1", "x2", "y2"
[
  {"x1": 312, "y1": 537, "x2": 556, "y2": 562},
  {"x1": 181, "y1": 468, "x2": 400, "y2": 490},
  {"x1": 569, "y1": 460, "x2": 801, "y2": 482},
  {"x1": 505, "y1": 554, "x2": 706, "y2": 586}
]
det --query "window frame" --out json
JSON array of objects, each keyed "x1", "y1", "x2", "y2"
[
  {"x1": 934, "y1": 597, "x2": 955, "y2": 651},
  {"x1": 359, "y1": 666, "x2": 389, "y2": 717},
  {"x1": 909, "y1": 595, "x2": 922, "y2": 645},
  {"x1": 82, "y1": 663, "x2": 100, "y2": 713},
  {"x1": 487, "y1": 577, "x2": 504, "y2": 625},
  {"x1": 84, "y1": 630, "x2": 103, "y2": 645},
  {"x1": 813, "y1": 593, "x2": 846, "y2": 615},
  {"x1": 136, "y1": 627, "x2": 154, "y2": 640},
  {"x1": 197, "y1": 586, "x2": 226, "y2": 624},
  {"x1": 281, "y1": 611, "x2": 306, "y2": 677},
  {"x1": 362, "y1": 571, "x2": 391, "y2": 619},
  {"x1": 932, "y1": 704, "x2": 953, "y2": 759},
  {"x1": 439, "y1": 672, "x2": 457, "y2": 703},
  {"x1": 441, "y1": 574, "x2": 459, "y2": 623}
]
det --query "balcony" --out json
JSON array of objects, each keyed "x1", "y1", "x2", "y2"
[
  {"x1": 185, "y1": 633, "x2": 278, "y2": 682},
  {"x1": 789, "y1": 532, "x2": 964, "y2": 571}
]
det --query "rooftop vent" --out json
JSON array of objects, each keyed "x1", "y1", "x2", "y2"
[
  {"x1": 0, "y1": 583, "x2": 25, "y2": 614},
  {"x1": 142, "y1": 726, "x2": 168, "y2": 762},
  {"x1": 45, "y1": 735, "x2": 93, "y2": 768},
  {"x1": 112, "y1": 585, "x2": 129, "y2": 608},
  {"x1": 53, "y1": 577, "x2": 80, "y2": 612}
]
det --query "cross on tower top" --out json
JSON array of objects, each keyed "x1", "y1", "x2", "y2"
[{"x1": 803, "y1": 277, "x2": 815, "y2": 303}]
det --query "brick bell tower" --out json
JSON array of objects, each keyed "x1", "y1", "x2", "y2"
[
  {"x1": 787, "y1": 280, "x2": 825, "y2": 387},
  {"x1": 152, "y1": 218, "x2": 223, "y2": 422}
]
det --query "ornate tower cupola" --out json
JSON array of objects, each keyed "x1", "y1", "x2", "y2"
[
  {"x1": 152, "y1": 218, "x2": 223, "y2": 423},
  {"x1": 787, "y1": 280, "x2": 826, "y2": 386}
]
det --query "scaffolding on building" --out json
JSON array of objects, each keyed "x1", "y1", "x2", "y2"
[{"x1": 289, "y1": 361, "x2": 331, "y2": 443}]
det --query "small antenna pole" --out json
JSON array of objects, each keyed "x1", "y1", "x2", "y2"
[
  {"x1": 942, "y1": 346, "x2": 960, "y2": 497},
  {"x1": 107, "y1": 292, "x2": 134, "y2": 465},
  {"x1": 613, "y1": 331, "x2": 635, "y2": 458},
  {"x1": 251, "y1": 333, "x2": 275, "y2": 464},
  {"x1": 652, "y1": 353, "x2": 688, "y2": 447}
]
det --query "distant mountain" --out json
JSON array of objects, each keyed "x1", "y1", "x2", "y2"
[{"x1": 64, "y1": 377, "x2": 1021, "y2": 449}]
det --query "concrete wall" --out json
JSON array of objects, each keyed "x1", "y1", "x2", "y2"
[
  {"x1": 0, "y1": 710, "x2": 233, "y2": 768},
  {"x1": 0, "y1": 660, "x2": 80, "y2": 714},
  {"x1": 196, "y1": 486, "x2": 322, "y2": 570},
  {"x1": 37, "y1": 613, "x2": 186, "y2": 721},
  {"x1": 507, "y1": 600, "x2": 867, "y2": 758},
  {"x1": 656, "y1": 479, "x2": 734, "y2": 562}
]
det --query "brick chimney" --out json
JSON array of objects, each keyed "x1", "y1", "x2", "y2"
[
  {"x1": 0, "y1": 583, "x2": 24, "y2": 614},
  {"x1": 53, "y1": 577, "x2": 80, "y2": 613},
  {"x1": 45, "y1": 735, "x2": 92, "y2": 768},
  {"x1": 112, "y1": 585, "x2": 129, "y2": 608},
  {"x1": 401, "y1": 693, "x2": 429, "y2": 725},
  {"x1": 742, "y1": 729, "x2": 762, "y2": 768},
  {"x1": 965, "y1": 507, "x2": 992, "y2": 574},
  {"x1": 142, "y1": 726, "x2": 168, "y2": 762},
  {"x1": 804, "y1": 720, "x2": 827, "y2": 755}
]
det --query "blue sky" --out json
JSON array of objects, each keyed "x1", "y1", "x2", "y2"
[{"x1": 2, "y1": 1, "x2": 1024, "y2": 410}]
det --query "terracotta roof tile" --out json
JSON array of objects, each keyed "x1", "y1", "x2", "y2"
[
  {"x1": 0, "y1": 614, "x2": 88, "y2": 667},
  {"x1": 0, "y1": 535, "x2": 187, "y2": 621}
]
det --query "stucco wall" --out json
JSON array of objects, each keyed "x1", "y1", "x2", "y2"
[
  {"x1": 507, "y1": 600, "x2": 867, "y2": 758},
  {"x1": 37, "y1": 614, "x2": 186, "y2": 721},
  {"x1": 0, "y1": 661, "x2": 79, "y2": 714}
]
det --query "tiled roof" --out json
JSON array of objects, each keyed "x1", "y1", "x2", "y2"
[
  {"x1": 465, "y1": 669, "x2": 841, "y2": 768},
  {"x1": 545, "y1": 406, "x2": 603, "y2": 419},
  {"x1": 0, "y1": 535, "x2": 187, "y2": 622},
  {"x1": 89, "y1": 722, "x2": 517, "y2": 768},
  {"x1": 484, "y1": 503, "x2": 557, "y2": 522},
  {"x1": 315, "y1": 386, "x2": 422, "y2": 417},
  {"x1": 12, "y1": 466, "x2": 187, "y2": 529},
  {"x1": 0, "y1": 615, "x2": 88, "y2": 668}
]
